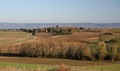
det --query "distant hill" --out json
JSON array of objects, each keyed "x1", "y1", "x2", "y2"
[{"x1": 0, "y1": 23, "x2": 120, "y2": 29}]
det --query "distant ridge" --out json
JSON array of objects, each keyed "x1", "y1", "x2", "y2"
[{"x1": 0, "y1": 23, "x2": 120, "y2": 29}]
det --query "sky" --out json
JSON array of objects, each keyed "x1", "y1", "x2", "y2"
[{"x1": 0, "y1": 0, "x2": 120, "y2": 23}]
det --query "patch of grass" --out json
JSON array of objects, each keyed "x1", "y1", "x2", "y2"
[
  {"x1": 0, "y1": 62, "x2": 56, "y2": 69},
  {"x1": 76, "y1": 64, "x2": 120, "y2": 71},
  {"x1": 0, "y1": 62, "x2": 120, "y2": 71},
  {"x1": 109, "y1": 28, "x2": 120, "y2": 33}
]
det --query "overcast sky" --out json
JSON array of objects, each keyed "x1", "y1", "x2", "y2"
[{"x1": 0, "y1": 0, "x2": 120, "y2": 23}]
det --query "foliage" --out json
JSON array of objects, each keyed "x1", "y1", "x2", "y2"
[
  {"x1": 111, "y1": 45, "x2": 118, "y2": 61},
  {"x1": 97, "y1": 42, "x2": 107, "y2": 60},
  {"x1": 19, "y1": 38, "x2": 120, "y2": 61},
  {"x1": 103, "y1": 32, "x2": 113, "y2": 35},
  {"x1": 44, "y1": 25, "x2": 72, "y2": 35}
]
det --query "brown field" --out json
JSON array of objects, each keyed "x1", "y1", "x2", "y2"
[
  {"x1": 0, "y1": 56, "x2": 116, "y2": 66},
  {"x1": 0, "y1": 28, "x2": 120, "y2": 71},
  {"x1": 1, "y1": 28, "x2": 120, "y2": 54},
  {"x1": 0, "y1": 31, "x2": 30, "y2": 42},
  {"x1": 0, "y1": 31, "x2": 32, "y2": 53},
  {"x1": 36, "y1": 32, "x2": 100, "y2": 43}
]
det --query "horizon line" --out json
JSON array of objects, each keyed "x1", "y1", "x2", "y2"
[{"x1": 0, "y1": 22, "x2": 120, "y2": 24}]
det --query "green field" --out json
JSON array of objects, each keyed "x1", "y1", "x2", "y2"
[
  {"x1": 109, "y1": 28, "x2": 120, "y2": 33},
  {"x1": 0, "y1": 62, "x2": 120, "y2": 71},
  {"x1": 0, "y1": 57, "x2": 120, "y2": 71}
]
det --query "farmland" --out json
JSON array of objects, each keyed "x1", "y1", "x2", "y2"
[
  {"x1": 0, "y1": 58, "x2": 120, "y2": 71},
  {"x1": 0, "y1": 28, "x2": 120, "y2": 71},
  {"x1": 0, "y1": 56, "x2": 120, "y2": 71},
  {"x1": 0, "y1": 31, "x2": 32, "y2": 53},
  {"x1": 0, "y1": 31, "x2": 31, "y2": 45}
]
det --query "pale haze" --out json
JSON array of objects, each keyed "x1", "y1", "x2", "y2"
[{"x1": 0, "y1": 0, "x2": 120, "y2": 23}]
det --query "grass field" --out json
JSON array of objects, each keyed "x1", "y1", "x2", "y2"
[
  {"x1": 0, "y1": 61, "x2": 120, "y2": 71},
  {"x1": 0, "y1": 56, "x2": 120, "y2": 71}
]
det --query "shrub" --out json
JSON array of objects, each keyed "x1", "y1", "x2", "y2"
[
  {"x1": 110, "y1": 45, "x2": 118, "y2": 61},
  {"x1": 103, "y1": 32, "x2": 113, "y2": 35},
  {"x1": 97, "y1": 41, "x2": 107, "y2": 60},
  {"x1": 80, "y1": 47, "x2": 92, "y2": 60}
]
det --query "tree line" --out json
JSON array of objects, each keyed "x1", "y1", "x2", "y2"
[{"x1": 19, "y1": 40, "x2": 120, "y2": 61}]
